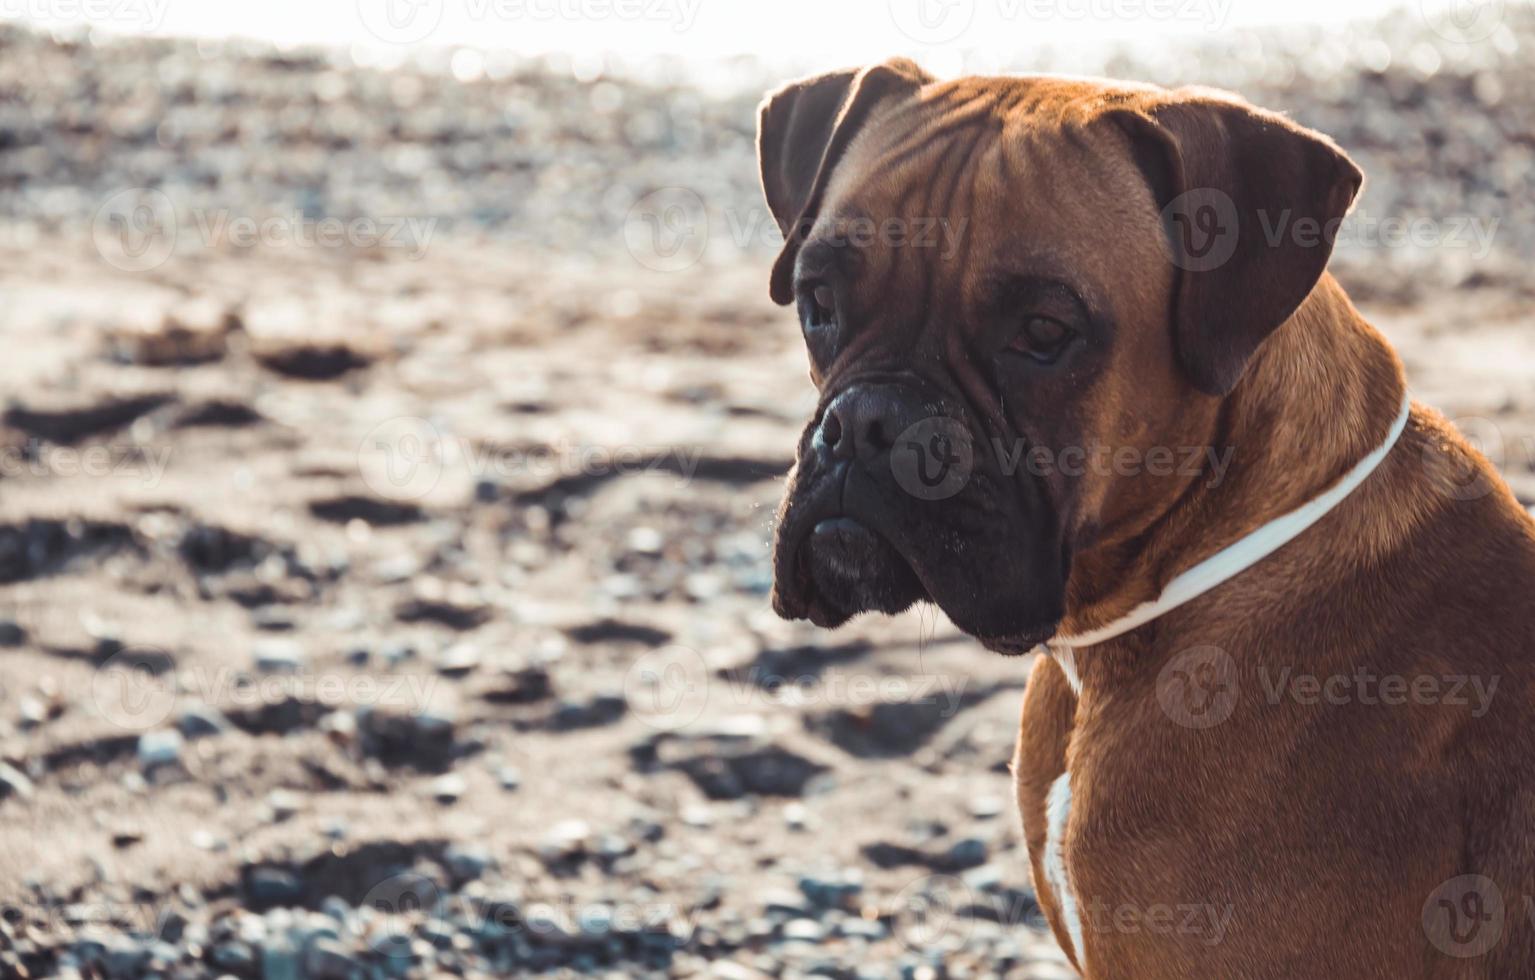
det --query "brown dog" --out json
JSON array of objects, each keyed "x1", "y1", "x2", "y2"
[{"x1": 757, "y1": 59, "x2": 1535, "y2": 978}]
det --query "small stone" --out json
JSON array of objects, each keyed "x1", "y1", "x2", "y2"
[
  {"x1": 539, "y1": 819, "x2": 590, "y2": 861},
  {"x1": 302, "y1": 937, "x2": 361, "y2": 980},
  {"x1": 495, "y1": 766, "x2": 521, "y2": 791},
  {"x1": 968, "y1": 795, "x2": 1006, "y2": 820},
  {"x1": 427, "y1": 773, "x2": 467, "y2": 804},
  {"x1": 0, "y1": 620, "x2": 26, "y2": 647},
  {"x1": 265, "y1": 789, "x2": 303, "y2": 821},
  {"x1": 780, "y1": 918, "x2": 825, "y2": 943},
  {"x1": 17, "y1": 697, "x2": 47, "y2": 728},
  {"x1": 253, "y1": 639, "x2": 305, "y2": 673},
  {"x1": 177, "y1": 704, "x2": 232, "y2": 738},
  {"x1": 209, "y1": 940, "x2": 256, "y2": 973},
  {"x1": 243, "y1": 866, "x2": 304, "y2": 910},
  {"x1": 436, "y1": 643, "x2": 481, "y2": 677},
  {"x1": 799, "y1": 871, "x2": 863, "y2": 909},
  {"x1": 251, "y1": 607, "x2": 295, "y2": 632},
  {"x1": 137, "y1": 729, "x2": 184, "y2": 768},
  {"x1": 626, "y1": 526, "x2": 664, "y2": 555},
  {"x1": 444, "y1": 844, "x2": 495, "y2": 881},
  {"x1": 381, "y1": 643, "x2": 416, "y2": 665},
  {"x1": 0, "y1": 763, "x2": 35, "y2": 801},
  {"x1": 547, "y1": 693, "x2": 626, "y2": 730},
  {"x1": 961, "y1": 863, "x2": 1004, "y2": 893},
  {"x1": 944, "y1": 837, "x2": 989, "y2": 870}
]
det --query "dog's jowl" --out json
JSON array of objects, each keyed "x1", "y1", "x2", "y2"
[{"x1": 757, "y1": 60, "x2": 1535, "y2": 979}]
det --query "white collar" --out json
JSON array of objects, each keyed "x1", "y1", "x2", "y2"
[{"x1": 1046, "y1": 392, "x2": 1413, "y2": 692}]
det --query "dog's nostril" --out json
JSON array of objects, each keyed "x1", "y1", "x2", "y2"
[
  {"x1": 865, "y1": 418, "x2": 892, "y2": 453},
  {"x1": 821, "y1": 410, "x2": 843, "y2": 448}
]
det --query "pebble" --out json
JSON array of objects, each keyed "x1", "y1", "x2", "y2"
[
  {"x1": 177, "y1": 704, "x2": 232, "y2": 738},
  {"x1": 435, "y1": 643, "x2": 481, "y2": 677},
  {"x1": 265, "y1": 789, "x2": 303, "y2": 821},
  {"x1": 303, "y1": 937, "x2": 362, "y2": 979},
  {"x1": 968, "y1": 795, "x2": 1006, "y2": 820},
  {"x1": 136, "y1": 729, "x2": 184, "y2": 768},
  {"x1": 244, "y1": 867, "x2": 305, "y2": 910},
  {"x1": 539, "y1": 819, "x2": 591, "y2": 861},
  {"x1": 427, "y1": 773, "x2": 468, "y2": 804},
  {"x1": 253, "y1": 639, "x2": 305, "y2": 673},
  {"x1": 0, "y1": 619, "x2": 25, "y2": 647},
  {"x1": 945, "y1": 837, "x2": 990, "y2": 870},
  {"x1": 779, "y1": 918, "x2": 825, "y2": 944}
]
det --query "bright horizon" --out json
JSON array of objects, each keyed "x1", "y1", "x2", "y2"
[{"x1": 3, "y1": 0, "x2": 1522, "y2": 70}]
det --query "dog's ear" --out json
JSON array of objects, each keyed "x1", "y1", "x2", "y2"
[
  {"x1": 1110, "y1": 90, "x2": 1363, "y2": 395},
  {"x1": 757, "y1": 58, "x2": 931, "y2": 305}
]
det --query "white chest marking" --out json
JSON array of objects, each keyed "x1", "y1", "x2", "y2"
[{"x1": 1044, "y1": 772, "x2": 1085, "y2": 965}]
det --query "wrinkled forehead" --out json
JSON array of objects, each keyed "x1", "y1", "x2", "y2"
[{"x1": 808, "y1": 80, "x2": 1168, "y2": 311}]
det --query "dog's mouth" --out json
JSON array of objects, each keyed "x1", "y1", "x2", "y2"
[
  {"x1": 771, "y1": 459, "x2": 924, "y2": 628},
  {"x1": 770, "y1": 411, "x2": 1067, "y2": 650},
  {"x1": 793, "y1": 515, "x2": 926, "y2": 628}
]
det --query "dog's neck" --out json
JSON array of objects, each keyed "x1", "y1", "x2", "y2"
[{"x1": 1059, "y1": 274, "x2": 1411, "y2": 641}]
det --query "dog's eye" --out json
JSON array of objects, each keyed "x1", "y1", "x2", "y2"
[
  {"x1": 1007, "y1": 316, "x2": 1074, "y2": 362},
  {"x1": 811, "y1": 284, "x2": 836, "y2": 322}
]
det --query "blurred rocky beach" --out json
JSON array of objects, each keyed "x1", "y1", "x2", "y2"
[{"x1": 1, "y1": 9, "x2": 1533, "y2": 979}]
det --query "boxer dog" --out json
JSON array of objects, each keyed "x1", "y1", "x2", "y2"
[{"x1": 757, "y1": 59, "x2": 1535, "y2": 978}]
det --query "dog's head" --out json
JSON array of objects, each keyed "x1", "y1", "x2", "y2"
[{"x1": 758, "y1": 61, "x2": 1361, "y2": 652}]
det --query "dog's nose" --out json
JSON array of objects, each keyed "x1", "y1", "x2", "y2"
[{"x1": 815, "y1": 386, "x2": 908, "y2": 463}]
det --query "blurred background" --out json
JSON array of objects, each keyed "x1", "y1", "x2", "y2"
[{"x1": 1, "y1": 1, "x2": 1533, "y2": 977}]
